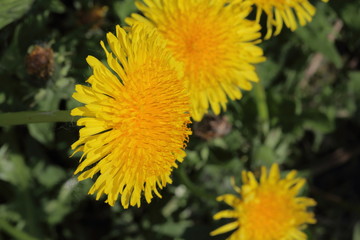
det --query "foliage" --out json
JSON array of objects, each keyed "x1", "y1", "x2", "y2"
[{"x1": 0, "y1": 0, "x2": 359, "y2": 239}]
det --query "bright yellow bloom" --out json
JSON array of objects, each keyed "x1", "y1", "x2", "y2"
[
  {"x1": 127, "y1": 0, "x2": 265, "y2": 121},
  {"x1": 211, "y1": 164, "x2": 316, "y2": 240},
  {"x1": 71, "y1": 24, "x2": 192, "y2": 208},
  {"x1": 243, "y1": 0, "x2": 317, "y2": 39}
]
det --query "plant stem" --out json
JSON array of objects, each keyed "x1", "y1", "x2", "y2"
[
  {"x1": 0, "y1": 110, "x2": 75, "y2": 126},
  {"x1": 253, "y1": 81, "x2": 270, "y2": 134},
  {"x1": 0, "y1": 219, "x2": 38, "y2": 240}
]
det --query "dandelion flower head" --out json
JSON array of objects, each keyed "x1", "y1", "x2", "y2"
[
  {"x1": 211, "y1": 164, "x2": 316, "y2": 240},
  {"x1": 242, "y1": 0, "x2": 317, "y2": 39},
  {"x1": 71, "y1": 24, "x2": 192, "y2": 209},
  {"x1": 127, "y1": 0, "x2": 265, "y2": 121}
]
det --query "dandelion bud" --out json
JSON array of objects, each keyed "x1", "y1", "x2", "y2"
[
  {"x1": 194, "y1": 115, "x2": 232, "y2": 140},
  {"x1": 76, "y1": 5, "x2": 108, "y2": 29},
  {"x1": 25, "y1": 45, "x2": 54, "y2": 79}
]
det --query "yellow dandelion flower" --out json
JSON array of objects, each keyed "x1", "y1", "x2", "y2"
[
  {"x1": 71, "y1": 24, "x2": 192, "y2": 209},
  {"x1": 243, "y1": 0, "x2": 317, "y2": 39},
  {"x1": 211, "y1": 164, "x2": 316, "y2": 240},
  {"x1": 127, "y1": 0, "x2": 265, "y2": 121}
]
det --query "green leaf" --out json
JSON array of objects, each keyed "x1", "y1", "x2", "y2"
[
  {"x1": 27, "y1": 89, "x2": 59, "y2": 145},
  {"x1": 252, "y1": 145, "x2": 278, "y2": 167},
  {"x1": 256, "y1": 59, "x2": 281, "y2": 87},
  {"x1": 0, "y1": 146, "x2": 32, "y2": 190},
  {"x1": 113, "y1": 0, "x2": 137, "y2": 23},
  {"x1": 348, "y1": 71, "x2": 360, "y2": 95},
  {"x1": 303, "y1": 110, "x2": 335, "y2": 133},
  {"x1": 0, "y1": 218, "x2": 38, "y2": 240},
  {"x1": 200, "y1": 146, "x2": 209, "y2": 161},
  {"x1": 44, "y1": 179, "x2": 91, "y2": 224},
  {"x1": 264, "y1": 128, "x2": 282, "y2": 149},
  {"x1": 0, "y1": 25, "x2": 22, "y2": 75},
  {"x1": 295, "y1": 5, "x2": 342, "y2": 68},
  {"x1": 33, "y1": 163, "x2": 66, "y2": 188},
  {"x1": 354, "y1": 222, "x2": 360, "y2": 240},
  {"x1": 338, "y1": 2, "x2": 360, "y2": 31},
  {"x1": 0, "y1": 0, "x2": 34, "y2": 30},
  {"x1": 49, "y1": 0, "x2": 66, "y2": 14},
  {"x1": 153, "y1": 221, "x2": 193, "y2": 238},
  {"x1": 28, "y1": 122, "x2": 54, "y2": 145}
]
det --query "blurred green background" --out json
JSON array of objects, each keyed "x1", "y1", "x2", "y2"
[{"x1": 0, "y1": 0, "x2": 360, "y2": 239}]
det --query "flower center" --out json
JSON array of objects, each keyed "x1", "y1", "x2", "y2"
[
  {"x1": 118, "y1": 67, "x2": 170, "y2": 142},
  {"x1": 241, "y1": 189, "x2": 293, "y2": 239},
  {"x1": 163, "y1": 11, "x2": 229, "y2": 81}
]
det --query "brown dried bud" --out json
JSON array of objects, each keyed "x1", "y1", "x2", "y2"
[
  {"x1": 25, "y1": 45, "x2": 54, "y2": 79},
  {"x1": 76, "y1": 6, "x2": 108, "y2": 29},
  {"x1": 194, "y1": 115, "x2": 232, "y2": 140}
]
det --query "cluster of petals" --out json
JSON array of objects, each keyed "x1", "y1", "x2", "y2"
[
  {"x1": 127, "y1": 0, "x2": 265, "y2": 121},
  {"x1": 71, "y1": 24, "x2": 191, "y2": 208},
  {"x1": 211, "y1": 164, "x2": 316, "y2": 240},
  {"x1": 70, "y1": 0, "x2": 327, "y2": 219},
  {"x1": 233, "y1": 0, "x2": 329, "y2": 39}
]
